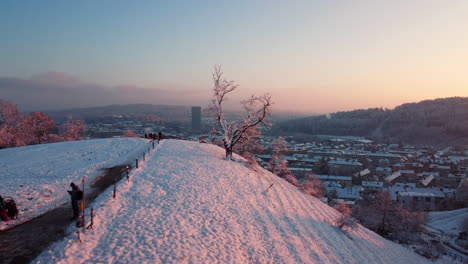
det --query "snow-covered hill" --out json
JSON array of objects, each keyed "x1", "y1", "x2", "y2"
[
  {"x1": 0, "y1": 138, "x2": 149, "y2": 230},
  {"x1": 426, "y1": 208, "x2": 468, "y2": 236},
  {"x1": 32, "y1": 139, "x2": 429, "y2": 264}
]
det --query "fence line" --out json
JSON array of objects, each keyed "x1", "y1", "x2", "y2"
[{"x1": 77, "y1": 139, "x2": 158, "y2": 242}]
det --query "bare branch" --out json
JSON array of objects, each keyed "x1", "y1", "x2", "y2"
[{"x1": 209, "y1": 66, "x2": 272, "y2": 159}]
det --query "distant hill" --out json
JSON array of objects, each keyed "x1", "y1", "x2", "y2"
[
  {"x1": 45, "y1": 104, "x2": 191, "y2": 122},
  {"x1": 273, "y1": 97, "x2": 468, "y2": 146}
]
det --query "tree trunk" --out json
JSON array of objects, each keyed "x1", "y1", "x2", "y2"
[{"x1": 225, "y1": 147, "x2": 232, "y2": 160}]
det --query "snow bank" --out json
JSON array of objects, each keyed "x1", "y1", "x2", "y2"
[
  {"x1": 33, "y1": 139, "x2": 430, "y2": 264},
  {"x1": 426, "y1": 208, "x2": 468, "y2": 236},
  {"x1": 0, "y1": 138, "x2": 149, "y2": 230}
]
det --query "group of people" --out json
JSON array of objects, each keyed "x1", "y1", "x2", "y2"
[
  {"x1": 144, "y1": 131, "x2": 163, "y2": 143},
  {"x1": 1, "y1": 182, "x2": 84, "y2": 225}
]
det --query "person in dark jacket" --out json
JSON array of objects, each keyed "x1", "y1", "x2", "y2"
[
  {"x1": 67, "y1": 182, "x2": 81, "y2": 220},
  {"x1": 158, "y1": 131, "x2": 163, "y2": 143}
]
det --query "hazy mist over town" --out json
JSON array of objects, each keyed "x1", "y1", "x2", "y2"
[{"x1": 1, "y1": 1, "x2": 467, "y2": 263}]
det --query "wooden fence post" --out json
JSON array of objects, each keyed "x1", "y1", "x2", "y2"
[
  {"x1": 136, "y1": 158, "x2": 138, "y2": 168},
  {"x1": 113, "y1": 183, "x2": 116, "y2": 199},
  {"x1": 126, "y1": 165, "x2": 130, "y2": 182},
  {"x1": 86, "y1": 207, "x2": 94, "y2": 230},
  {"x1": 143, "y1": 152, "x2": 145, "y2": 161},
  {"x1": 82, "y1": 177, "x2": 85, "y2": 233}
]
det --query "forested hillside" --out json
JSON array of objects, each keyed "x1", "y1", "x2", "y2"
[{"x1": 273, "y1": 97, "x2": 468, "y2": 146}]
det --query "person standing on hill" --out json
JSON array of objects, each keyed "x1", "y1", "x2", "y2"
[
  {"x1": 158, "y1": 131, "x2": 163, "y2": 143},
  {"x1": 67, "y1": 183, "x2": 82, "y2": 220}
]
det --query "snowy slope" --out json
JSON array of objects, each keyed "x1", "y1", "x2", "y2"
[
  {"x1": 35, "y1": 139, "x2": 430, "y2": 264},
  {"x1": 0, "y1": 138, "x2": 149, "y2": 230},
  {"x1": 426, "y1": 208, "x2": 468, "y2": 235}
]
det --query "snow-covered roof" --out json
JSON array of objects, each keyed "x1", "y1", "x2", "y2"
[
  {"x1": 293, "y1": 154, "x2": 309, "y2": 159},
  {"x1": 302, "y1": 157, "x2": 321, "y2": 163},
  {"x1": 429, "y1": 164, "x2": 450, "y2": 170},
  {"x1": 284, "y1": 156, "x2": 297, "y2": 161},
  {"x1": 368, "y1": 152, "x2": 402, "y2": 158},
  {"x1": 399, "y1": 169, "x2": 415, "y2": 174},
  {"x1": 317, "y1": 175, "x2": 352, "y2": 181},
  {"x1": 328, "y1": 159, "x2": 362, "y2": 166},
  {"x1": 417, "y1": 171, "x2": 440, "y2": 177},
  {"x1": 289, "y1": 167, "x2": 313, "y2": 172},
  {"x1": 358, "y1": 168, "x2": 370, "y2": 177},
  {"x1": 362, "y1": 181, "x2": 384, "y2": 188},
  {"x1": 376, "y1": 167, "x2": 392, "y2": 172},
  {"x1": 355, "y1": 139, "x2": 373, "y2": 144},
  {"x1": 323, "y1": 181, "x2": 342, "y2": 188},
  {"x1": 385, "y1": 171, "x2": 401, "y2": 182},
  {"x1": 385, "y1": 184, "x2": 453, "y2": 200},
  {"x1": 421, "y1": 174, "x2": 434, "y2": 187},
  {"x1": 398, "y1": 192, "x2": 444, "y2": 198}
]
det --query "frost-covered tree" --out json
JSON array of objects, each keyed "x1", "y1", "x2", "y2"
[
  {"x1": 233, "y1": 125, "x2": 263, "y2": 157},
  {"x1": 0, "y1": 99, "x2": 23, "y2": 148},
  {"x1": 24, "y1": 112, "x2": 56, "y2": 144},
  {"x1": 1, "y1": 99, "x2": 59, "y2": 148},
  {"x1": 267, "y1": 137, "x2": 298, "y2": 186},
  {"x1": 353, "y1": 191, "x2": 425, "y2": 242},
  {"x1": 333, "y1": 203, "x2": 357, "y2": 230},
  {"x1": 63, "y1": 116, "x2": 86, "y2": 141},
  {"x1": 209, "y1": 66, "x2": 271, "y2": 160},
  {"x1": 124, "y1": 130, "x2": 137, "y2": 137},
  {"x1": 301, "y1": 173, "x2": 325, "y2": 198}
]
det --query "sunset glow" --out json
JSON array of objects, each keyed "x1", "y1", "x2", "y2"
[{"x1": 1, "y1": 0, "x2": 468, "y2": 113}]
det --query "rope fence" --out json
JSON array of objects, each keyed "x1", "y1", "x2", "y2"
[{"x1": 76, "y1": 138, "x2": 159, "y2": 242}]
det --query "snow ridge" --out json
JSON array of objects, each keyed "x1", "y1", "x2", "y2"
[{"x1": 34, "y1": 139, "x2": 429, "y2": 263}]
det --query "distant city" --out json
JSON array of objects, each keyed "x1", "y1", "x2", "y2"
[{"x1": 72, "y1": 105, "x2": 467, "y2": 212}]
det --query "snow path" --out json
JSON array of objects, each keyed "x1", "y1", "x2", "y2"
[
  {"x1": 0, "y1": 138, "x2": 149, "y2": 230},
  {"x1": 35, "y1": 140, "x2": 429, "y2": 263}
]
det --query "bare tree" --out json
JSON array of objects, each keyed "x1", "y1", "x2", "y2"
[
  {"x1": 301, "y1": 173, "x2": 325, "y2": 198},
  {"x1": 267, "y1": 137, "x2": 298, "y2": 186},
  {"x1": 209, "y1": 66, "x2": 272, "y2": 160},
  {"x1": 1, "y1": 99, "x2": 60, "y2": 148},
  {"x1": 353, "y1": 191, "x2": 426, "y2": 242},
  {"x1": 333, "y1": 203, "x2": 358, "y2": 230},
  {"x1": 0, "y1": 99, "x2": 23, "y2": 148},
  {"x1": 63, "y1": 116, "x2": 86, "y2": 141},
  {"x1": 24, "y1": 112, "x2": 56, "y2": 144},
  {"x1": 233, "y1": 125, "x2": 263, "y2": 157}
]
